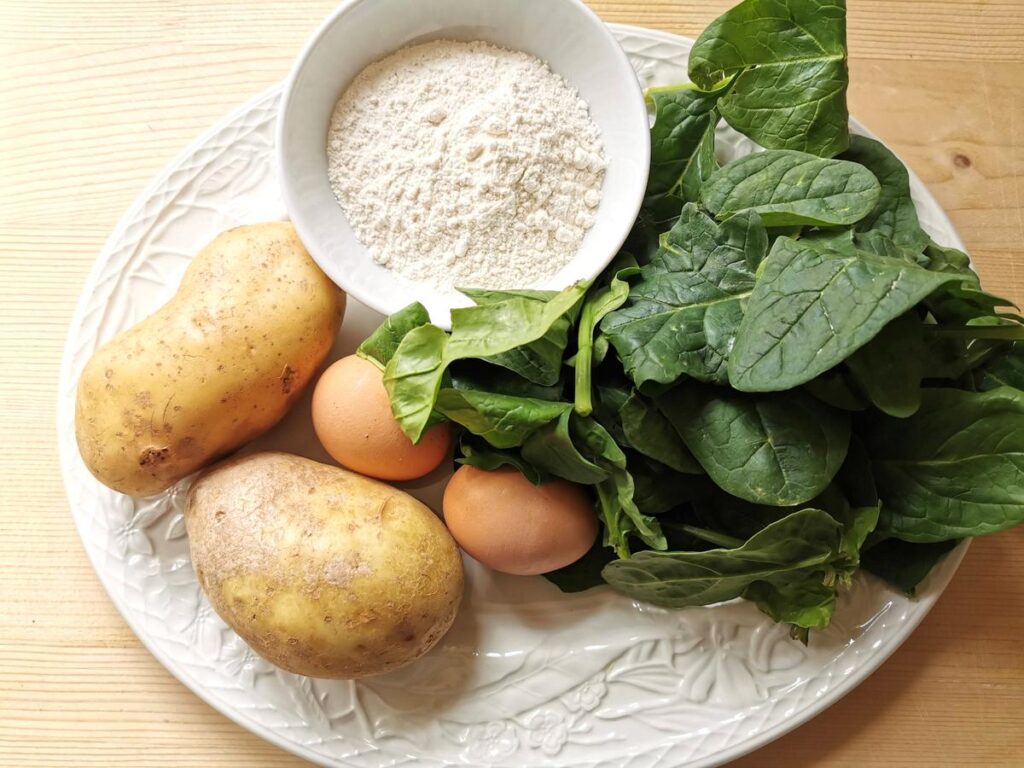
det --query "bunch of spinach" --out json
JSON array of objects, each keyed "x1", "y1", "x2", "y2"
[{"x1": 364, "y1": 0, "x2": 1024, "y2": 639}]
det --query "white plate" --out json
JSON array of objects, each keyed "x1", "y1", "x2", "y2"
[{"x1": 59, "y1": 26, "x2": 968, "y2": 768}]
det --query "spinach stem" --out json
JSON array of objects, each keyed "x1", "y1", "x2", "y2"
[
  {"x1": 925, "y1": 324, "x2": 1024, "y2": 341},
  {"x1": 674, "y1": 524, "x2": 744, "y2": 549},
  {"x1": 574, "y1": 301, "x2": 597, "y2": 416},
  {"x1": 642, "y1": 77, "x2": 734, "y2": 106},
  {"x1": 642, "y1": 82, "x2": 698, "y2": 105}
]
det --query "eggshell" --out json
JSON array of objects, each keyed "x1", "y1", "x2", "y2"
[
  {"x1": 442, "y1": 465, "x2": 598, "y2": 575},
  {"x1": 312, "y1": 355, "x2": 451, "y2": 481}
]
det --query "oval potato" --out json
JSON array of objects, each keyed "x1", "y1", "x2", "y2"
[
  {"x1": 75, "y1": 223, "x2": 344, "y2": 496},
  {"x1": 185, "y1": 452, "x2": 464, "y2": 679}
]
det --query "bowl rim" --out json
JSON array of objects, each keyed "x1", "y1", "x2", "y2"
[{"x1": 276, "y1": 0, "x2": 651, "y2": 327}]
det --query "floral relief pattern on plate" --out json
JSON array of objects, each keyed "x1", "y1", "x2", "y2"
[{"x1": 58, "y1": 26, "x2": 968, "y2": 768}]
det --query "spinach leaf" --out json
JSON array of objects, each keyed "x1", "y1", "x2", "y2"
[
  {"x1": 918, "y1": 240, "x2": 1021, "y2": 324},
  {"x1": 804, "y1": 368, "x2": 868, "y2": 411},
  {"x1": 450, "y1": 359, "x2": 563, "y2": 401},
  {"x1": 602, "y1": 508, "x2": 843, "y2": 610},
  {"x1": 834, "y1": 435, "x2": 879, "y2": 508},
  {"x1": 384, "y1": 283, "x2": 587, "y2": 442},
  {"x1": 832, "y1": 503, "x2": 880, "y2": 579},
  {"x1": 461, "y1": 288, "x2": 576, "y2": 386},
  {"x1": 575, "y1": 258, "x2": 637, "y2": 416},
  {"x1": 592, "y1": 383, "x2": 631, "y2": 444},
  {"x1": 862, "y1": 387, "x2": 1024, "y2": 541},
  {"x1": 921, "y1": 239, "x2": 974, "y2": 276},
  {"x1": 572, "y1": 417, "x2": 662, "y2": 538},
  {"x1": 729, "y1": 237, "x2": 961, "y2": 392},
  {"x1": 457, "y1": 436, "x2": 547, "y2": 485},
  {"x1": 920, "y1": 332, "x2": 1002, "y2": 383},
  {"x1": 357, "y1": 302, "x2": 431, "y2": 368},
  {"x1": 620, "y1": 392, "x2": 703, "y2": 474},
  {"x1": 702, "y1": 150, "x2": 881, "y2": 227},
  {"x1": 860, "y1": 538, "x2": 960, "y2": 595},
  {"x1": 630, "y1": 454, "x2": 694, "y2": 515},
  {"x1": 597, "y1": 463, "x2": 667, "y2": 557},
  {"x1": 744, "y1": 572, "x2": 839, "y2": 636},
  {"x1": 844, "y1": 311, "x2": 925, "y2": 418},
  {"x1": 602, "y1": 205, "x2": 768, "y2": 386},
  {"x1": 435, "y1": 389, "x2": 571, "y2": 449},
  {"x1": 840, "y1": 135, "x2": 928, "y2": 251},
  {"x1": 381, "y1": 323, "x2": 451, "y2": 442},
  {"x1": 521, "y1": 411, "x2": 608, "y2": 485},
  {"x1": 689, "y1": 466, "x2": 878, "y2": 568},
  {"x1": 975, "y1": 344, "x2": 1024, "y2": 391},
  {"x1": 543, "y1": 538, "x2": 614, "y2": 593},
  {"x1": 658, "y1": 383, "x2": 851, "y2": 506},
  {"x1": 799, "y1": 226, "x2": 920, "y2": 263},
  {"x1": 689, "y1": 0, "x2": 850, "y2": 157},
  {"x1": 523, "y1": 412, "x2": 666, "y2": 556},
  {"x1": 644, "y1": 84, "x2": 723, "y2": 221}
]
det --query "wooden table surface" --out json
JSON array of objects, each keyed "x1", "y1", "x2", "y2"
[{"x1": 2, "y1": 1, "x2": 1023, "y2": 765}]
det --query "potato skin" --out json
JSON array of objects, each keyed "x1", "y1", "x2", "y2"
[
  {"x1": 75, "y1": 223, "x2": 344, "y2": 496},
  {"x1": 185, "y1": 452, "x2": 464, "y2": 679}
]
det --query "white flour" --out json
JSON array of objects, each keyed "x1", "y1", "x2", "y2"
[{"x1": 327, "y1": 40, "x2": 606, "y2": 291}]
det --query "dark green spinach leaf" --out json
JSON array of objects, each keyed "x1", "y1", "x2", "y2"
[
  {"x1": 860, "y1": 537, "x2": 960, "y2": 595},
  {"x1": 630, "y1": 454, "x2": 694, "y2": 515},
  {"x1": 435, "y1": 389, "x2": 570, "y2": 449},
  {"x1": 729, "y1": 237, "x2": 960, "y2": 391},
  {"x1": 975, "y1": 344, "x2": 1024, "y2": 391},
  {"x1": 457, "y1": 436, "x2": 547, "y2": 485},
  {"x1": 804, "y1": 368, "x2": 868, "y2": 411},
  {"x1": 658, "y1": 383, "x2": 851, "y2": 506},
  {"x1": 844, "y1": 311, "x2": 924, "y2": 418},
  {"x1": 602, "y1": 205, "x2": 767, "y2": 386},
  {"x1": 543, "y1": 539, "x2": 614, "y2": 593},
  {"x1": 702, "y1": 150, "x2": 881, "y2": 227},
  {"x1": 863, "y1": 387, "x2": 1024, "y2": 541},
  {"x1": 620, "y1": 392, "x2": 702, "y2": 474},
  {"x1": 644, "y1": 84, "x2": 723, "y2": 221},
  {"x1": 521, "y1": 413, "x2": 666, "y2": 556},
  {"x1": 689, "y1": 0, "x2": 850, "y2": 157},
  {"x1": 840, "y1": 135, "x2": 928, "y2": 250},
  {"x1": 521, "y1": 410, "x2": 608, "y2": 485},
  {"x1": 602, "y1": 508, "x2": 843, "y2": 611}
]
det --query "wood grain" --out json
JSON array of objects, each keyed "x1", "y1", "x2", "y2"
[{"x1": 1, "y1": 1, "x2": 1022, "y2": 766}]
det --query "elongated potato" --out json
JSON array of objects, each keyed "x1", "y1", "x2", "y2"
[
  {"x1": 185, "y1": 452, "x2": 464, "y2": 678},
  {"x1": 75, "y1": 223, "x2": 344, "y2": 496}
]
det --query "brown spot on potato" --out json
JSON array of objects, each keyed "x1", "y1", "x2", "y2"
[
  {"x1": 280, "y1": 365, "x2": 297, "y2": 394},
  {"x1": 139, "y1": 446, "x2": 170, "y2": 467},
  {"x1": 394, "y1": 620, "x2": 417, "y2": 643},
  {"x1": 953, "y1": 153, "x2": 972, "y2": 168}
]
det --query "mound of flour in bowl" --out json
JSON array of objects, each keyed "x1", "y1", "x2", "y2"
[{"x1": 327, "y1": 39, "x2": 606, "y2": 291}]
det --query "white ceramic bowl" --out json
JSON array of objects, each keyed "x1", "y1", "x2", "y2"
[{"x1": 278, "y1": 0, "x2": 650, "y2": 328}]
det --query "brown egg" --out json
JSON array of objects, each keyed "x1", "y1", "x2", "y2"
[
  {"x1": 312, "y1": 354, "x2": 451, "y2": 481},
  {"x1": 442, "y1": 465, "x2": 598, "y2": 575}
]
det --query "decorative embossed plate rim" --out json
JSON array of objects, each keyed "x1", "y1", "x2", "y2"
[{"x1": 58, "y1": 24, "x2": 969, "y2": 768}]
